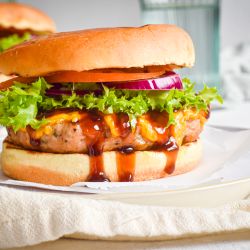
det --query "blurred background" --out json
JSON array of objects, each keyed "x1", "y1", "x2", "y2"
[{"x1": 2, "y1": 0, "x2": 250, "y2": 101}]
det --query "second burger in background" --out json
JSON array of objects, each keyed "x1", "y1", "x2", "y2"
[{"x1": 0, "y1": 2, "x2": 56, "y2": 81}]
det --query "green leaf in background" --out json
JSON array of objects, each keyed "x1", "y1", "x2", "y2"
[
  {"x1": 0, "y1": 77, "x2": 223, "y2": 131},
  {"x1": 0, "y1": 32, "x2": 31, "y2": 53}
]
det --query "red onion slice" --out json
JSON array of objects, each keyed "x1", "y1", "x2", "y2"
[
  {"x1": 45, "y1": 72, "x2": 183, "y2": 96},
  {"x1": 104, "y1": 72, "x2": 183, "y2": 90}
]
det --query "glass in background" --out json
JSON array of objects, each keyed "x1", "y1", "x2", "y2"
[{"x1": 140, "y1": 0, "x2": 220, "y2": 90}]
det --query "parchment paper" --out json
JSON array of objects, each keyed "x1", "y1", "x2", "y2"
[{"x1": 0, "y1": 125, "x2": 250, "y2": 193}]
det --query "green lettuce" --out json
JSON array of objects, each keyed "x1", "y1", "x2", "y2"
[
  {"x1": 0, "y1": 33, "x2": 31, "y2": 53},
  {"x1": 0, "y1": 77, "x2": 223, "y2": 132},
  {"x1": 0, "y1": 78, "x2": 49, "y2": 131}
]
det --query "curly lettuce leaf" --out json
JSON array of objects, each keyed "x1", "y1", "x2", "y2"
[
  {"x1": 0, "y1": 33, "x2": 31, "y2": 53},
  {"x1": 0, "y1": 77, "x2": 223, "y2": 131},
  {"x1": 0, "y1": 78, "x2": 50, "y2": 131}
]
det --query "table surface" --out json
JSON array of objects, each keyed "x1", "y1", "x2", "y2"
[{"x1": 7, "y1": 231, "x2": 250, "y2": 250}]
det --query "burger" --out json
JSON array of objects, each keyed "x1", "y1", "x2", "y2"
[
  {"x1": 0, "y1": 25, "x2": 222, "y2": 185},
  {"x1": 0, "y1": 2, "x2": 56, "y2": 82}
]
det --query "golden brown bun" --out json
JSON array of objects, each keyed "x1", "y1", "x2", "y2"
[
  {"x1": 0, "y1": 24, "x2": 195, "y2": 77},
  {"x1": 0, "y1": 3, "x2": 56, "y2": 34},
  {"x1": 1, "y1": 140, "x2": 202, "y2": 186}
]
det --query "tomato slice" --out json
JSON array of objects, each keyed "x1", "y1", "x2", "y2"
[
  {"x1": 0, "y1": 69, "x2": 167, "y2": 90},
  {"x1": 0, "y1": 76, "x2": 37, "y2": 90},
  {"x1": 45, "y1": 70, "x2": 166, "y2": 83}
]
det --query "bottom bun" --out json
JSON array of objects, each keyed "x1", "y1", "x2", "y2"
[{"x1": 1, "y1": 140, "x2": 202, "y2": 186}]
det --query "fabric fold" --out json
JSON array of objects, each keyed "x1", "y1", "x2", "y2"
[{"x1": 0, "y1": 186, "x2": 250, "y2": 249}]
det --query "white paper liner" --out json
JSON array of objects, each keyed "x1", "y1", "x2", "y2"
[
  {"x1": 0, "y1": 126, "x2": 250, "y2": 193},
  {"x1": 208, "y1": 102, "x2": 250, "y2": 130}
]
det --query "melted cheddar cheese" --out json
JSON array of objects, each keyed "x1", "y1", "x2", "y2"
[
  {"x1": 32, "y1": 112, "x2": 85, "y2": 139},
  {"x1": 22, "y1": 109, "x2": 207, "y2": 144}
]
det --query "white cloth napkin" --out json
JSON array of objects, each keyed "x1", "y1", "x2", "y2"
[{"x1": 0, "y1": 186, "x2": 249, "y2": 249}]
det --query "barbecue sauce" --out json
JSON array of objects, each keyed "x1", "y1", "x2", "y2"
[
  {"x1": 146, "y1": 111, "x2": 179, "y2": 175},
  {"x1": 88, "y1": 153, "x2": 109, "y2": 182},
  {"x1": 103, "y1": 114, "x2": 135, "y2": 181},
  {"x1": 78, "y1": 112, "x2": 110, "y2": 182},
  {"x1": 116, "y1": 147, "x2": 136, "y2": 182},
  {"x1": 162, "y1": 137, "x2": 179, "y2": 174}
]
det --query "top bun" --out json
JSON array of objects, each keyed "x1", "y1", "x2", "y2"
[
  {"x1": 0, "y1": 24, "x2": 194, "y2": 77},
  {"x1": 0, "y1": 3, "x2": 56, "y2": 34}
]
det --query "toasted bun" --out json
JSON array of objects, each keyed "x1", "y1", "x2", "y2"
[
  {"x1": 0, "y1": 3, "x2": 56, "y2": 34},
  {"x1": 0, "y1": 24, "x2": 195, "y2": 77},
  {"x1": 1, "y1": 140, "x2": 202, "y2": 186}
]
